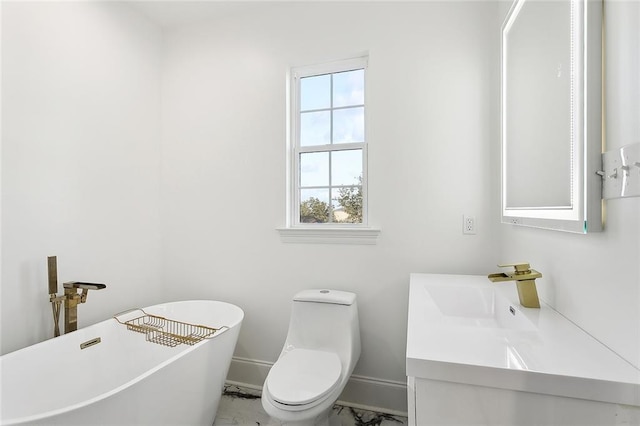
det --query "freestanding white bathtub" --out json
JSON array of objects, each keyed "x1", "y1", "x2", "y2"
[{"x1": 0, "y1": 300, "x2": 243, "y2": 425}]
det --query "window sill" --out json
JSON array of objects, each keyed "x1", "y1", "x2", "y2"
[{"x1": 277, "y1": 226, "x2": 381, "y2": 245}]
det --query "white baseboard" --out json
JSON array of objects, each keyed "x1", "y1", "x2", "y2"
[
  {"x1": 227, "y1": 356, "x2": 272, "y2": 386},
  {"x1": 226, "y1": 356, "x2": 408, "y2": 416}
]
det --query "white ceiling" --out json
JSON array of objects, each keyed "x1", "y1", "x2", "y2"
[
  {"x1": 127, "y1": 0, "x2": 415, "y2": 29},
  {"x1": 127, "y1": 1, "x2": 271, "y2": 29}
]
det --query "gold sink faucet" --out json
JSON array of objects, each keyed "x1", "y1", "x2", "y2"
[
  {"x1": 48, "y1": 256, "x2": 106, "y2": 336},
  {"x1": 488, "y1": 263, "x2": 542, "y2": 308}
]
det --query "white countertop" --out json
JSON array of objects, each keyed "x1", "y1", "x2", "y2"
[{"x1": 406, "y1": 273, "x2": 640, "y2": 406}]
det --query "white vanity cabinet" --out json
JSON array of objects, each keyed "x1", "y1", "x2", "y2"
[{"x1": 406, "y1": 274, "x2": 640, "y2": 426}]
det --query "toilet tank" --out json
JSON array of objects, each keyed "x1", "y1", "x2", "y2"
[{"x1": 283, "y1": 289, "x2": 361, "y2": 370}]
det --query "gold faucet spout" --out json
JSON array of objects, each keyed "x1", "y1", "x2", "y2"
[{"x1": 488, "y1": 263, "x2": 542, "y2": 308}]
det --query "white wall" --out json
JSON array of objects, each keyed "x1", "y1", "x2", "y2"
[
  {"x1": 160, "y1": 1, "x2": 499, "y2": 406},
  {"x1": 498, "y1": 0, "x2": 640, "y2": 369},
  {"x1": 1, "y1": 1, "x2": 164, "y2": 354}
]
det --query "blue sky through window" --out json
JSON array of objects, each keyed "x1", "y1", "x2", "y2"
[
  {"x1": 333, "y1": 69, "x2": 364, "y2": 107},
  {"x1": 300, "y1": 74, "x2": 330, "y2": 111}
]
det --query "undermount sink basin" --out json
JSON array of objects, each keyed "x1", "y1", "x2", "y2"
[{"x1": 424, "y1": 283, "x2": 536, "y2": 330}]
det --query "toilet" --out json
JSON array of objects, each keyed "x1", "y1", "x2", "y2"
[{"x1": 262, "y1": 289, "x2": 361, "y2": 426}]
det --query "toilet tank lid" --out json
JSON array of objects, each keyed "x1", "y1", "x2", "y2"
[{"x1": 293, "y1": 289, "x2": 356, "y2": 306}]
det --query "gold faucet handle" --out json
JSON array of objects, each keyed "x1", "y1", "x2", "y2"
[{"x1": 497, "y1": 263, "x2": 531, "y2": 274}]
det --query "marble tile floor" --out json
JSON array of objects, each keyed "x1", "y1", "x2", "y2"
[{"x1": 213, "y1": 385, "x2": 408, "y2": 426}]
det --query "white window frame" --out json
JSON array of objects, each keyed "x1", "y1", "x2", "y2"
[{"x1": 279, "y1": 56, "x2": 380, "y2": 244}]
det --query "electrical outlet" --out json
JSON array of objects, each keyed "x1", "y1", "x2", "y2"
[{"x1": 463, "y1": 215, "x2": 476, "y2": 235}]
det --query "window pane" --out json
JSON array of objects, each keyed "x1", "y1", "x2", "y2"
[
  {"x1": 301, "y1": 111, "x2": 330, "y2": 146},
  {"x1": 331, "y1": 149, "x2": 362, "y2": 186},
  {"x1": 333, "y1": 69, "x2": 364, "y2": 108},
  {"x1": 301, "y1": 74, "x2": 331, "y2": 111},
  {"x1": 300, "y1": 188, "x2": 330, "y2": 223},
  {"x1": 300, "y1": 152, "x2": 329, "y2": 187},
  {"x1": 332, "y1": 187, "x2": 363, "y2": 224},
  {"x1": 333, "y1": 107, "x2": 364, "y2": 143}
]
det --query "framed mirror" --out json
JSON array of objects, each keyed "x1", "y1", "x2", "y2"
[{"x1": 501, "y1": 0, "x2": 603, "y2": 233}]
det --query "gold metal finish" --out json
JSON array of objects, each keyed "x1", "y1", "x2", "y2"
[
  {"x1": 47, "y1": 256, "x2": 58, "y2": 294},
  {"x1": 47, "y1": 256, "x2": 106, "y2": 336},
  {"x1": 64, "y1": 287, "x2": 81, "y2": 333},
  {"x1": 488, "y1": 263, "x2": 542, "y2": 308},
  {"x1": 515, "y1": 279, "x2": 540, "y2": 309},
  {"x1": 50, "y1": 294, "x2": 64, "y2": 337},
  {"x1": 113, "y1": 308, "x2": 227, "y2": 347},
  {"x1": 48, "y1": 256, "x2": 63, "y2": 337},
  {"x1": 80, "y1": 337, "x2": 101, "y2": 350}
]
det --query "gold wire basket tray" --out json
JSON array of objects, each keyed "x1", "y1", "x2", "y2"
[{"x1": 113, "y1": 308, "x2": 226, "y2": 347}]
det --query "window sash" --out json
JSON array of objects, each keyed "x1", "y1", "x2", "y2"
[
  {"x1": 291, "y1": 57, "x2": 368, "y2": 227},
  {"x1": 295, "y1": 146, "x2": 367, "y2": 225}
]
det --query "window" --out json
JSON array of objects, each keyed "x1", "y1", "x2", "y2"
[
  {"x1": 280, "y1": 56, "x2": 379, "y2": 244},
  {"x1": 292, "y1": 57, "x2": 368, "y2": 226}
]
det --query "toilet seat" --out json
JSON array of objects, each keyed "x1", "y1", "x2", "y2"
[{"x1": 266, "y1": 348, "x2": 342, "y2": 407}]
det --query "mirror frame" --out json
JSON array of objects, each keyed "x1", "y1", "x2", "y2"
[{"x1": 501, "y1": 0, "x2": 603, "y2": 233}]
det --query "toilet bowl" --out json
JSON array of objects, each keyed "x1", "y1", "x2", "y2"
[{"x1": 262, "y1": 289, "x2": 361, "y2": 426}]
